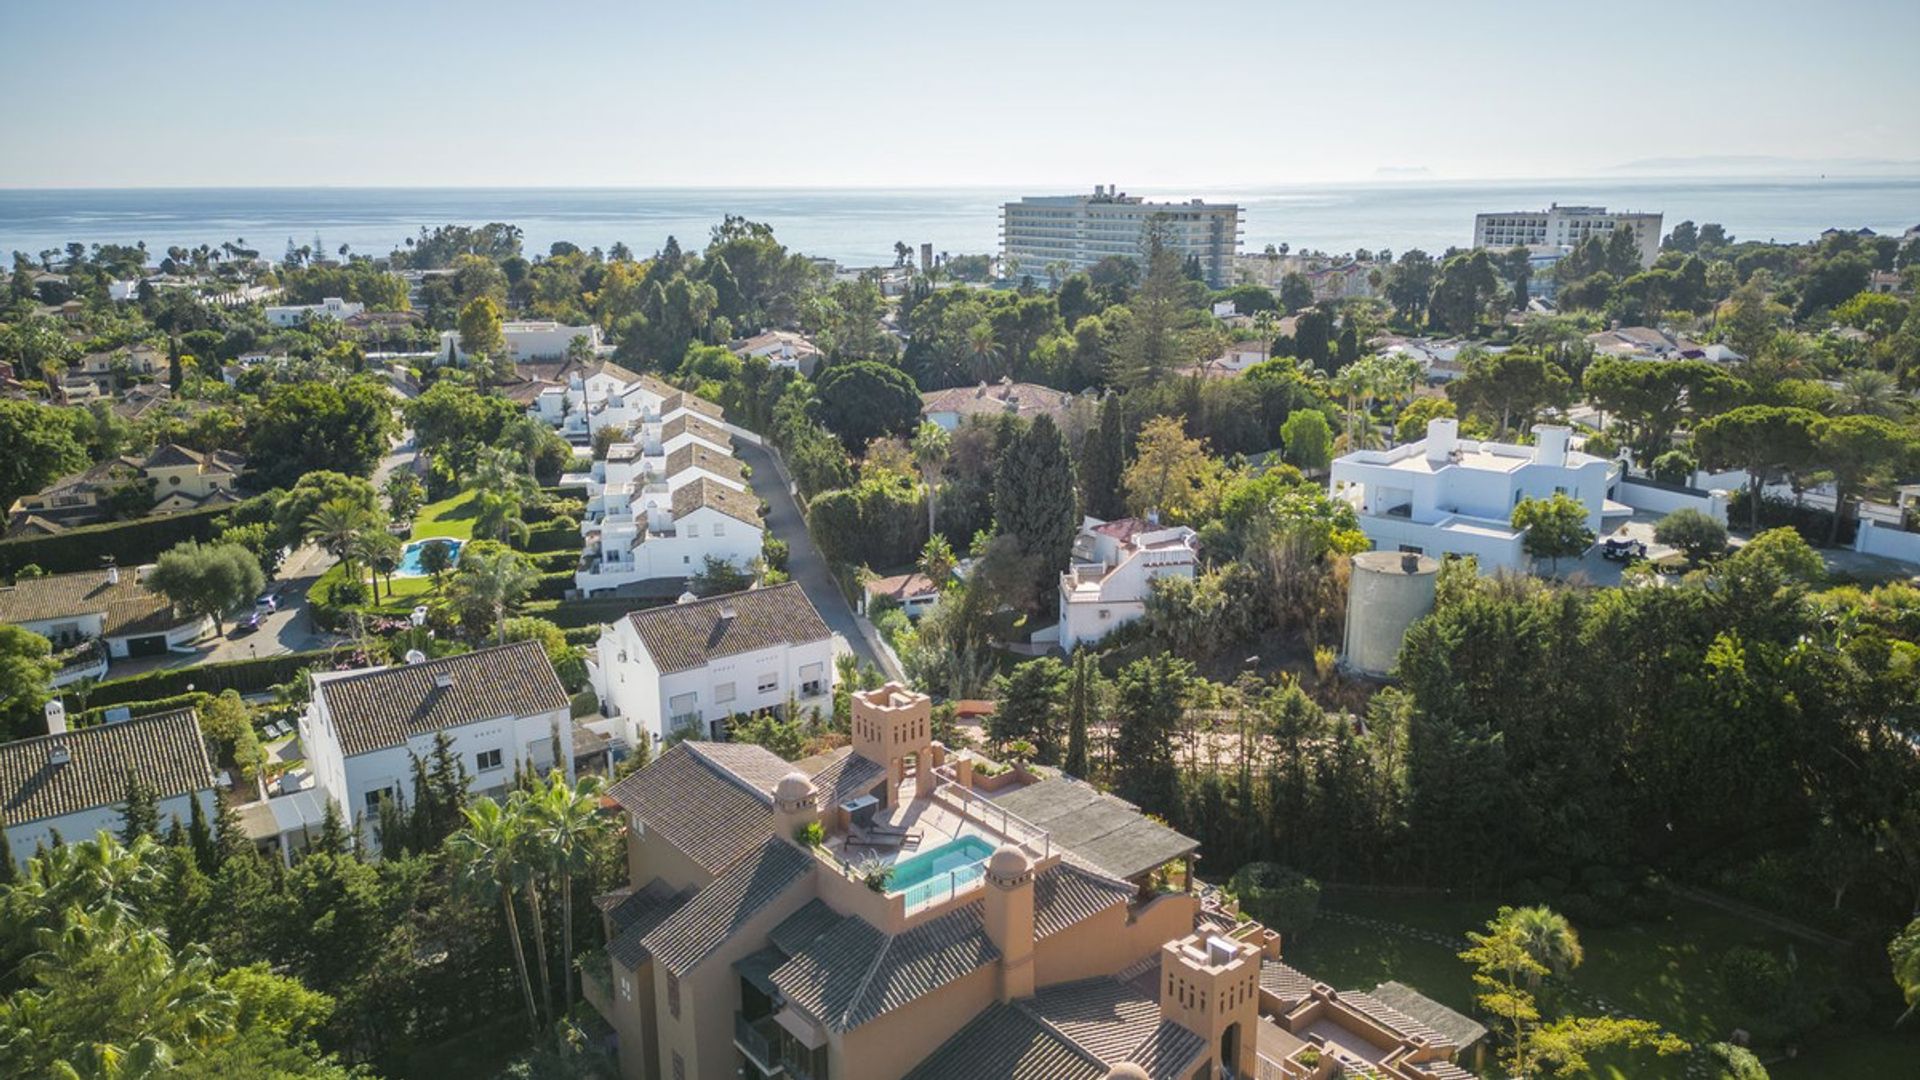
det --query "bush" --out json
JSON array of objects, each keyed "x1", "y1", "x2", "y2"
[
  {"x1": 1227, "y1": 862, "x2": 1322, "y2": 938},
  {"x1": 1655, "y1": 508, "x2": 1729, "y2": 563},
  {"x1": 1727, "y1": 490, "x2": 1854, "y2": 546},
  {"x1": 1703, "y1": 1042, "x2": 1769, "y2": 1080},
  {"x1": 1719, "y1": 946, "x2": 1791, "y2": 1016},
  {"x1": 1650, "y1": 450, "x2": 1697, "y2": 485},
  {"x1": 520, "y1": 521, "x2": 581, "y2": 554},
  {"x1": 532, "y1": 570, "x2": 574, "y2": 601},
  {"x1": 0, "y1": 506, "x2": 230, "y2": 578}
]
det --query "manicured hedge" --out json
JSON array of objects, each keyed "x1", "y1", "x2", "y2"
[
  {"x1": 80, "y1": 691, "x2": 213, "y2": 727},
  {"x1": 562, "y1": 626, "x2": 602, "y2": 646},
  {"x1": 86, "y1": 647, "x2": 352, "y2": 708},
  {"x1": 533, "y1": 550, "x2": 578, "y2": 573},
  {"x1": 0, "y1": 505, "x2": 231, "y2": 578},
  {"x1": 531, "y1": 570, "x2": 574, "y2": 601},
  {"x1": 522, "y1": 521, "x2": 580, "y2": 553},
  {"x1": 522, "y1": 594, "x2": 671, "y2": 629}
]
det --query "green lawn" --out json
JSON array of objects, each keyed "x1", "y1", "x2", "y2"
[
  {"x1": 410, "y1": 491, "x2": 480, "y2": 540},
  {"x1": 1284, "y1": 890, "x2": 1920, "y2": 1079}
]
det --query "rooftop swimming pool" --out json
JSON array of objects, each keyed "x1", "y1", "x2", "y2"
[
  {"x1": 395, "y1": 538, "x2": 463, "y2": 578},
  {"x1": 888, "y1": 834, "x2": 995, "y2": 911}
]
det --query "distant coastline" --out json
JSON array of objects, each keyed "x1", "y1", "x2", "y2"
[{"x1": 2, "y1": 175, "x2": 1914, "y2": 267}]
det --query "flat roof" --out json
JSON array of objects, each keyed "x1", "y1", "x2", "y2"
[{"x1": 988, "y1": 778, "x2": 1197, "y2": 881}]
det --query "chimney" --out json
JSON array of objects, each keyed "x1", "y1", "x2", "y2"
[
  {"x1": 1532, "y1": 424, "x2": 1570, "y2": 468},
  {"x1": 1424, "y1": 417, "x2": 1459, "y2": 463},
  {"x1": 773, "y1": 771, "x2": 821, "y2": 841},
  {"x1": 1401, "y1": 552, "x2": 1420, "y2": 574},
  {"x1": 106, "y1": 564, "x2": 120, "y2": 585},
  {"x1": 983, "y1": 845, "x2": 1036, "y2": 1002},
  {"x1": 718, "y1": 605, "x2": 737, "y2": 622},
  {"x1": 45, "y1": 698, "x2": 67, "y2": 736}
]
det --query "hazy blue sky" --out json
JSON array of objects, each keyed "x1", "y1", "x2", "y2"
[{"x1": 2, "y1": 0, "x2": 1916, "y2": 188}]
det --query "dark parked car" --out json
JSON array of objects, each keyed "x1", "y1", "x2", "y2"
[
  {"x1": 230, "y1": 612, "x2": 262, "y2": 636},
  {"x1": 1601, "y1": 536, "x2": 1647, "y2": 562}
]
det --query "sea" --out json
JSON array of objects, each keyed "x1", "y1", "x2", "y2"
[{"x1": 1, "y1": 177, "x2": 1915, "y2": 268}]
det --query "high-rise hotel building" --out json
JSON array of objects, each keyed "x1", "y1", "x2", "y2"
[
  {"x1": 1473, "y1": 204, "x2": 1663, "y2": 268},
  {"x1": 1001, "y1": 186, "x2": 1242, "y2": 287}
]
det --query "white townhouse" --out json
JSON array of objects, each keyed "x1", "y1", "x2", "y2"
[
  {"x1": 590, "y1": 582, "x2": 835, "y2": 747},
  {"x1": 0, "y1": 704, "x2": 216, "y2": 866},
  {"x1": 1328, "y1": 418, "x2": 1618, "y2": 573},
  {"x1": 0, "y1": 565, "x2": 211, "y2": 672},
  {"x1": 300, "y1": 642, "x2": 572, "y2": 854},
  {"x1": 265, "y1": 296, "x2": 365, "y2": 327},
  {"x1": 1057, "y1": 516, "x2": 1201, "y2": 652},
  {"x1": 524, "y1": 361, "x2": 696, "y2": 447},
  {"x1": 577, "y1": 476, "x2": 763, "y2": 594}
]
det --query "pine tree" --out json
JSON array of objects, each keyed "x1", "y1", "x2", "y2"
[
  {"x1": 993, "y1": 414, "x2": 1079, "y2": 588},
  {"x1": 1080, "y1": 396, "x2": 1128, "y2": 521},
  {"x1": 313, "y1": 800, "x2": 349, "y2": 856},
  {"x1": 187, "y1": 794, "x2": 215, "y2": 872},
  {"x1": 164, "y1": 816, "x2": 185, "y2": 849},
  {"x1": 213, "y1": 791, "x2": 252, "y2": 866},
  {"x1": 119, "y1": 769, "x2": 159, "y2": 844},
  {"x1": 375, "y1": 794, "x2": 410, "y2": 856}
]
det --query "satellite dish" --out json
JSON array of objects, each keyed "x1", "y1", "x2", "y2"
[{"x1": 404, "y1": 649, "x2": 427, "y2": 665}]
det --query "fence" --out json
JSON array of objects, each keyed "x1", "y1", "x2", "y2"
[{"x1": 1613, "y1": 476, "x2": 1728, "y2": 523}]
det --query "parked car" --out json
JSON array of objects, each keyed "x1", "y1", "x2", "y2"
[
  {"x1": 256, "y1": 592, "x2": 279, "y2": 613},
  {"x1": 1601, "y1": 536, "x2": 1647, "y2": 562},
  {"x1": 231, "y1": 612, "x2": 262, "y2": 636}
]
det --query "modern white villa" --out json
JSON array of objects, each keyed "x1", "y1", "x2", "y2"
[
  {"x1": 441, "y1": 320, "x2": 604, "y2": 366},
  {"x1": 589, "y1": 583, "x2": 835, "y2": 748},
  {"x1": 1328, "y1": 418, "x2": 1618, "y2": 573},
  {"x1": 1056, "y1": 516, "x2": 1200, "y2": 652},
  {"x1": 299, "y1": 642, "x2": 573, "y2": 854}
]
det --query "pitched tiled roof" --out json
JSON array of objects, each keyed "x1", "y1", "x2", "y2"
[
  {"x1": 0, "y1": 709, "x2": 213, "y2": 826},
  {"x1": 661, "y1": 392, "x2": 724, "y2": 421},
  {"x1": 685, "y1": 740, "x2": 793, "y2": 795},
  {"x1": 903, "y1": 1002, "x2": 1105, "y2": 1080},
  {"x1": 623, "y1": 583, "x2": 829, "y2": 675},
  {"x1": 1371, "y1": 981, "x2": 1486, "y2": 1050},
  {"x1": 1338, "y1": 989, "x2": 1443, "y2": 1045},
  {"x1": 773, "y1": 901, "x2": 999, "y2": 1033},
  {"x1": 601, "y1": 878, "x2": 696, "y2": 969},
  {"x1": 664, "y1": 443, "x2": 744, "y2": 485},
  {"x1": 919, "y1": 380, "x2": 1075, "y2": 422},
  {"x1": 1260, "y1": 959, "x2": 1316, "y2": 1007},
  {"x1": 641, "y1": 837, "x2": 813, "y2": 977},
  {"x1": 0, "y1": 568, "x2": 189, "y2": 639},
  {"x1": 314, "y1": 641, "x2": 568, "y2": 758},
  {"x1": 670, "y1": 477, "x2": 761, "y2": 526},
  {"x1": 1026, "y1": 976, "x2": 1162, "y2": 1061},
  {"x1": 806, "y1": 749, "x2": 887, "y2": 810},
  {"x1": 660, "y1": 413, "x2": 731, "y2": 450},
  {"x1": 990, "y1": 778, "x2": 1198, "y2": 881},
  {"x1": 1123, "y1": 1019, "x2": 1209, "y2": 1080},
  {"x1": 768, "y1": 897, "x2": 843, "y2": 954},
  {"x1": 1032, "y1": 861, "x2": 1135, "y2": 939},
  {"x1": 605, "y1": 742, "x2": 776, "y2": 875}
]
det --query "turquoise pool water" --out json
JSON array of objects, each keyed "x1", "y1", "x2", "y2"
[
  {"x1": 396, "y1": 538, "x2": 463, "y2": 577},
  {"x1": 888, "y1": 835, "x2": 995, "y2": 909}
]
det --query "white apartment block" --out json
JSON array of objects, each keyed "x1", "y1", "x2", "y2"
[
  {"x1": 1057, "y1": 516, "x2": 1200, "y2": 652},
  {"x1": 300, "y1": 642, "x2": 572, "y2": 853},
  {"x1": 1329, "y1": 418, "x2": 1618, "y2": 573},
  {"x1": 1, "y1": 704, "x2": 216, "y2": 866},
  {"x1": 1473, "y1": 205, "x2": 1663, "y2": 269},
  {"x1": 442, "y1": 320, "x2": 604, "y2": 365},
  {"x1": 1001, "y1": 186, "x2": 1242, "y2": 287},
  {"x1": 264, "y1": 296, "x2": 365, "y2": 327},
  {"x1": 590, "y1": 583, "x2": 835, "y2": 747}
]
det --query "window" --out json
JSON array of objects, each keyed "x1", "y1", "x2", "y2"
[
  {"x1": 363, "y1": 786, "x2": 398, "y2": 813},
  {"x1": 667, "y1": 973, "x2": 681, "y2": 1018},
  {"x1": 715, "y1": 681, "x2": 736, "y2": 704},
  {"x1": 712, "y1": 522, "x2": 725, "y2": 536},
  {"x1": 619, "y1": 975, "x2": 632, "y2": 1001},
  {"x1": 475, "y1": 749, "x2": 503, "y2": 773},
  {"x1": 757, "y1": 672, "x2": 778, "y2": 694},
  {"x1": 684, "y1": 523, "x2": 699, "y2": 538},
  {"x1": 800, "y1": 662, "x2": 825, "y2": 697}
]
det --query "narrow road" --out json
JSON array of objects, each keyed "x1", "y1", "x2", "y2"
[{"x1": 733, "y1": 438, "x2": 882, "y2": 673}]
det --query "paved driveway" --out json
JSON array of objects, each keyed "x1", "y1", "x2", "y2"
[{"x1": 733, "y1": 439, "x2": 881, "y2": 672}]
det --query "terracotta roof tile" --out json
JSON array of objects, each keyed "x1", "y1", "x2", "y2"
[
  {"x1": 605, "y1": 742, "x2": 777, "y2": 875},
  {"x1": 642, "y1": 837, "x2": 813, "y2": 976},
  {"x1": 1, "y1": 709, "x2": 213, "y2": 826},
  {"x1": 622, "y1": 583, "x2": 828, "y2": 675},
  {"x1": 670, "y1": 477, "x2": 761, "y2": 526},
  {"x1": 314, "y1": 641, "x2": 568, "y2": 758},
  {"x1": 0, "y1": 568, "x2": 189, "y2": 639}
]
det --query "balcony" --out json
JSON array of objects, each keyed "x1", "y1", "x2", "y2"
[
  {"x1": 581, "y1": 953, "x2": 615, "y2": 1020},
  {"x1": 734, "y1": 1012, "x2": 783, "y2": 1076}
]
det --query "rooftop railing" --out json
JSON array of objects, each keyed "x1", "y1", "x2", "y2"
[{"x1": 928, "y1": 766, "x2": 1053, "y2": 862}]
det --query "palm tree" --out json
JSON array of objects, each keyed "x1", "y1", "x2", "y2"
[
  {"x1": 1497, "y1": 904, "x2": 1584, "y2": 988},
  {"x1": 447, "y1": 799, "x2": 540, "y2": 1030},
  {"x1": 474, "y1": 492, "x2": 532, "y2": 547},
  {"x1": 527, "y1": 772, "x2": 611, "y2": 1017},
  {"x1": 965, "y1": 321, "x2": 1003, "y2": 383},
  {"x1": 450, "y1": 544, "x2": 538, "y2": 644},
  {"x1": 911, "y1": 422, "x2": 949, "y2": 539},
  {"x1": 1830, "y1": 369, "x2": 1904, "y2": 419},
  {"x1": 359, "y1": 530, "x2": 404, "y2": 600},
  {"x1": 304, "y1": 498, "x2": 374, "y2": 580},
  {"x1": 919, "y1": 534, "x2": 957, "y2": 587},
  {"x1": 504, "y1": 790, "x2": 556, "y2": 1026}
]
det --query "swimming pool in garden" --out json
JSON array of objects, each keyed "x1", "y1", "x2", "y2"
[
  {"x1": 887, "y1": 835, "x2": 996, "y2": 909},
  {"x1": 396, "y1": 538, "x2": 463, "y2": 577}
]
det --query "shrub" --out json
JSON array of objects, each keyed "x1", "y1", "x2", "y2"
[
  {"x1": 1703, "y1": 1042, "x2": 1768, "y2": 1080},
  {"x1": 1227, "y1": 862, "x2": 1322, "y2": 938},
  {"x1": 0, "y1": 506, "x2": 230, "y2": 578},
  {"x1": 1719, "y1": 946, "x2": 1791, "y2": 1015},
  {"x1": 1651, "y1": 449, "x2": 1697, "y2": 485},
  {"x1": 1655, "y1": 508, "x2": 1729, "y2": 563}
]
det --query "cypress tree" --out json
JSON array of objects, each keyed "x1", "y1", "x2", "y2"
[
  {"x1": 1064, "y1": 650, "x2": 1097, "y2": 779},
  {"x1": 313, "y1": 800, "x2": 348, "y2": 856},
  {"x1": 119, "y1": 769, "x2": 159, "y2": 845},
  {"x1": 993, "y1": 413, "x2": 1079, "y2": 586},
  {"x1": 0, "y1": 826, "x2": 15, "y2": 885},
  {"x1": 1080, "y1": 396, "x2": 1127, "y2": 521},
  {"x1": 187, "y1": 793, "x2": 215, "y2": 872}
]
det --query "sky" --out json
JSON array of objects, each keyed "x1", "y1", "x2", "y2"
[{"x1": 1, "y1": 0, "x2": 1916, "y2": 188}]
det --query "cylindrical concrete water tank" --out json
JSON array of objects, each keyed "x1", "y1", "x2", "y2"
[{"x1": 1342, "y1": 550, "x2": 1440, "y2": 678}]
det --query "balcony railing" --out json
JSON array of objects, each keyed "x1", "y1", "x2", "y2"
[{"x1": 733, "y1": 1012, "x2": 782, "y2": 1075}]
